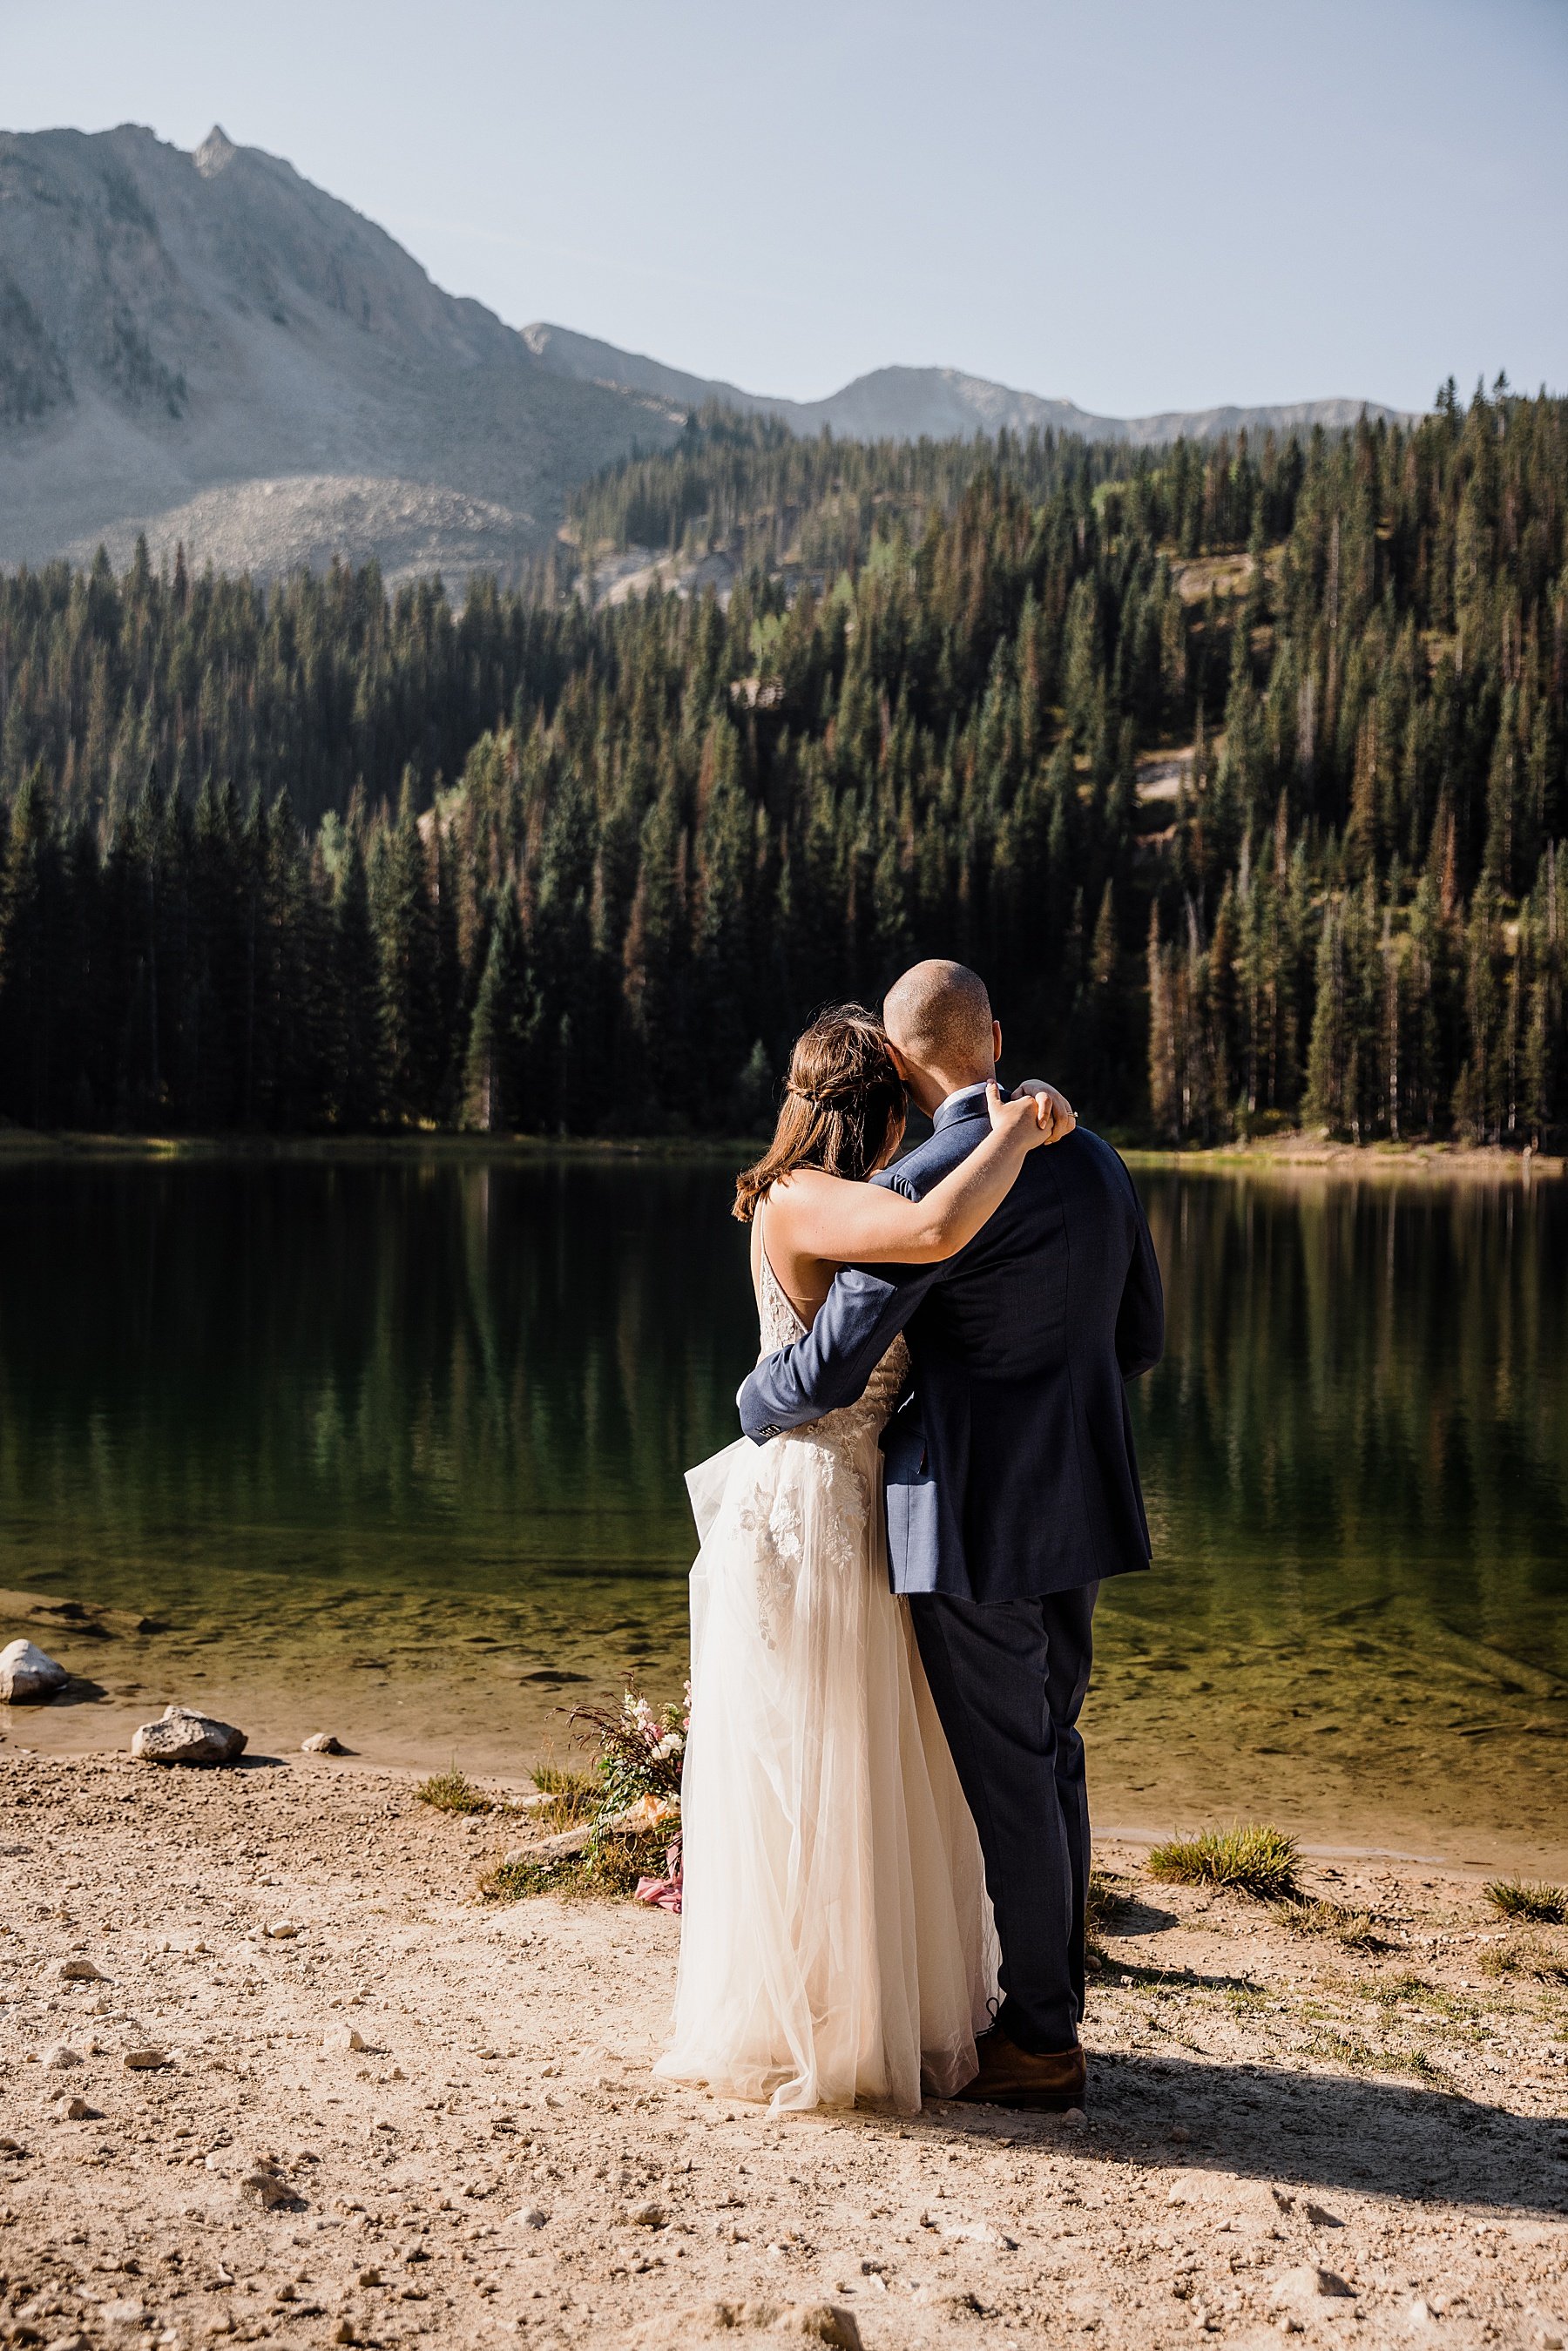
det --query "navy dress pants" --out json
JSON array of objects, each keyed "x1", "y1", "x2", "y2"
[{"x1": 909, "y1": 1583, "x2": 1098, "y2": 2055}]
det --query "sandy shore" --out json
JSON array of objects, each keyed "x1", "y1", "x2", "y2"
[{"x1": 1, "y1": 1747, "x2": 1564, "y2": 2351}]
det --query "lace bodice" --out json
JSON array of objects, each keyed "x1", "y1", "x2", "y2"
[{"x1": 756, "y1": 1212, "x2": 910, "y2": 1445}]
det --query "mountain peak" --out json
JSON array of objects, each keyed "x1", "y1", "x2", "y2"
[{"x1": 193, "y1": 125, "x2": 238, "y2": 178}]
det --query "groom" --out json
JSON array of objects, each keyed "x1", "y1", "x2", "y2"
[{"x1": 738, "y1": 959, "x2": 1164, "y2": 2110}]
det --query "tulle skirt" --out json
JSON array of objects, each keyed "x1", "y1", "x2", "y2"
[{"x1": 653, "y1": 1421, "x2": 998, "y2": 2116}]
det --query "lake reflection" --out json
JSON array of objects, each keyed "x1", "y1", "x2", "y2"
[{"x1": 2, "y1": 1152, "x2": 1564, "y2": 1868}]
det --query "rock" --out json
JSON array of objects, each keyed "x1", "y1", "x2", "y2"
[
  {"x1": 122, "y1": 2046, "x2": 170, "y2": 2070},
  {"x1": 100, "y1": 2301, "x2": 147, "y2": 2331},
  {"x1": 131, "y1": 1704, "x2": 247, "y2": 1766},
  {"x1": 265, "y1": 1920, "x2": 301, "y2": 1939},
  {"x1": 1407, "y1": 2300, "x2": 1438, "y2": 2327},
  {"x1": 322, "y1": 2024, "x2": 366, "y2": 2052},
  {"x1": 59, "y1": 2096, "x2": 96, "y2": 2120},
  {"x1": 0, "y1": 1638, "x2": 68, "y2": 1703},
  {"x1": 944, "y1": 2222, "x2": 1017, "y2": 2249},
  {"x1": 510, "y1": 2206, "x2": 548, "y2": 2229},
  {"x1": 240, "y1": 2165, "x2": 299, "y2": 2210},
  {"x1": 43, "y1": 2042, "x2": 82, "y2": 2069},
  {"x1": 783, "y1": 2312, "x2": 865, "y2": 2349},
  {"x1": 58, "y1": 1957, "x2": 107, "y2": 1982},
  {"x1": 704, "y1": 2310, "x2": 863, "y2": 2348},
  {"x1": 1272, "y1": 2265, "x2": 1355, "y2": 2306},
  {"x1": 502, "y1": 1802, "x2": 649, "y2": 1868},
  {"x1": 301, "y1": 1732, "x2": 346, "y2": 1753},
  {"x1": 626, "y1": 2200, "x2": 667, "y2": 2227},
  {"x1": 332, "y1": 2325, "x2": 356, "y2": 2347},
  {"x1": 355, "y1": 2267, "x2": 382, "y2": 2287},
  {"x1": 43, "y1": 2334, "x2": 91, "y2": 2351}
]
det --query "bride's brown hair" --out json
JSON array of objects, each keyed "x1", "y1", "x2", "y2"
[{"x1": 733, "y1": 1004, "x2": 906, "y2": 1223}]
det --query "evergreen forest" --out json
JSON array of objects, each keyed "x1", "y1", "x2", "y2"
[{"x1": 0, "y1": 378, "x2": 1564, "y2": 1146}]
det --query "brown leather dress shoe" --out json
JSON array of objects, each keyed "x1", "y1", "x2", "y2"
[{"x1": 952, "y1": 2031, "x2": 1086, "y2": 2111}]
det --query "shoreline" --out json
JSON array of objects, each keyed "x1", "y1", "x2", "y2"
[
  {"x1": 1, "y1": 1746, "x2": 1563, "y2": 2351},
  {"x1": 10, "y1": 1705, "x2": 1565, "y2": 1881},
  {"x1": 0, "y1": 1126, "x2": 1560, "y2": 1179}
]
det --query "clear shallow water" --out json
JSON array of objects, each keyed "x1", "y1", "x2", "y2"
[{"x1": 3, "y1": 1152, "x2": 1565, "y2": 1868}]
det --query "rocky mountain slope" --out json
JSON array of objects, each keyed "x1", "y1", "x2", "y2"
[
  {"x1": 0, "y1": 125, "x2": 685, "y2": 584},
  {"x1": 0, "y1": 123, "x2": 1409, "y2": 585}
]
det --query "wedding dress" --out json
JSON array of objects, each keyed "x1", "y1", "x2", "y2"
[{"x1": 654, "y1": 1213, "x2": 998, "y2": 2115}]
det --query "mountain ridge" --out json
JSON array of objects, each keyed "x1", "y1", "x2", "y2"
[
  {"x1": 522, "y1": 321, "x2": 1407, "y2": 450},
  {"x1": 0, "y1": 123, "x2": 1412, "y2": 584}
]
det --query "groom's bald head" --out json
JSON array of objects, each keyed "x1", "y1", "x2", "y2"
[{"x1": 882, "y1": 960, "x2": 999, "y2": 1113}]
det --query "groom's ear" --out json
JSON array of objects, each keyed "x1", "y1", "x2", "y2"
[
  {"x1": 886, "y1": 1038, "x2": 913, "y2": 1084},
  {"x1": 991, "y1": 1018, "x2": 1003, "y2": 1067}
]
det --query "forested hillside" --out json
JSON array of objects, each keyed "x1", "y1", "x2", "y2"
[{"x1": 0, "y1": 381, "x2": 1563, "y2": 1144}]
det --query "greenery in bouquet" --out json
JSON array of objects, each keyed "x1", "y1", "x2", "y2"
[{"x1": 575, "y1": 1684, "x2": 688, "y2": 1822}]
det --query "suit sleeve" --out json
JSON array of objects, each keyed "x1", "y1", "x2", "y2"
[
  {"x1": 736, "y1": 1164, "x2": 936, "y2": 1443},
  {"x1": 1115, "y1": 1172, "x2": 1165, "y2": 1381},
  {"x1": 737, "y1": 1259, "x2": 940, "y2": 1441}
]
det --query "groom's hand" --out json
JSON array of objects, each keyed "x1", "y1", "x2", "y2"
[{"x1": 1010, "y1": 1079, "x2": 1076, "y2": 1140}]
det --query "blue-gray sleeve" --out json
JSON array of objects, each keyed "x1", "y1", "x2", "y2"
[
  {"x1": 737, "y1": 1165, "x2": 936, "y2": 1442},
  {"x1": 737, "y1": 1258, "x2": 939, "y2": 1441}
]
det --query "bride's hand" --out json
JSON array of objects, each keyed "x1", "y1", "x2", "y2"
[
  {"x1": 1009, "y1": 1078, "x2": 1076, "y2": 1142},
  {"x1": 985, "y1": 1081, "x2": 1057, "y2": 1149}
]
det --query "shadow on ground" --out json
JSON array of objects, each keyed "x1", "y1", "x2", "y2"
[{"x1": 932, "y1": 2053, "x2": 1568, "y2": 2214}]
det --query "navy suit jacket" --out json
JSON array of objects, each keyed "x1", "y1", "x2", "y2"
[{"x1": 737, "y1": 1091, "x2": 1165, "y2": 1602}]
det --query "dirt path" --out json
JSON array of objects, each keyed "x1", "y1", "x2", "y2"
[{"x1": 2, "y1": 1750, "x2": 1565, "y2": 2351}]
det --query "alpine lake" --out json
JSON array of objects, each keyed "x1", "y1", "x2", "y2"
[{"x1": 3, "y1": 1145, "x2": 1565, "y2": 1874}]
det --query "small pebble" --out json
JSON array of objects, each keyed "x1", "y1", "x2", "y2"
[
  {"x1": 322, "y1": 2024, "x2": 366, "y2": 2053},
  {"x1": 123, "y1": 2047, "x2": 170, "y2": 2071},
  {"x1": 58, "y1": 1958, "x2": 107, "y2": 1983},
  {"x1": 510, "y1": 2206, "x2": 548, "y2": 2230},
  {"x1": 43, "y1": 2044, "x2": 81, "y2": 2070}
]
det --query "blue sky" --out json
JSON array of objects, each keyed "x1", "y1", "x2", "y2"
[{"x1": 6, "y1": 0, "x2": 1565, "y2": 417}]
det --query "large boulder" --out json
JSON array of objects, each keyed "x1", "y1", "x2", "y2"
[
  {"x1": 131, "y1": 1705, "x2": 247, "y2": 1766},
  {"x1": 0, "y1": 1639, "x2": 68, "y2": 1703}
]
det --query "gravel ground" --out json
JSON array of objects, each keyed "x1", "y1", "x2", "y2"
[{"x1": 1, "y1": 1749, "x2": 1565, "y2": 2351}]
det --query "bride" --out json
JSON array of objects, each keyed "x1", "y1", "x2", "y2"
[{"x1": 654, "y1": 1004, "x2": 1071, "y2": 2116}]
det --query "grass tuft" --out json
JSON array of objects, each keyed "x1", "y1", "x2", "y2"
[
  {"x1": 531, "y1": 1760, "x2": 597, "y2": 1804},
  {"x1": 1147, "y1": 1823, "x2": 1301, "y2": 1902},
  {"x1": 415, "y1": 1767, "x2": 494, "y2": 1815},
  {"x1": 1276, "y1": 1898, "x2": 1383, "y2": 1950},
  {"x1": 479, "y1": 1826, "x2": 669, "y2": 1906},
  {"x1": 1484, "y1": 1877, "x2": 1567, "y2": 1926},
  {"x1": 1085, "y1": 1870, "x2": 1120, "y2": 1933},
  {"x1": 1479, "y1": 1937, "x2": 1568, "y2": 1983}
]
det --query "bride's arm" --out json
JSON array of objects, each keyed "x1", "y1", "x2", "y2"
[{"x1": 768, "y1": 1084, "x2": 1054, "y2": 1267}]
